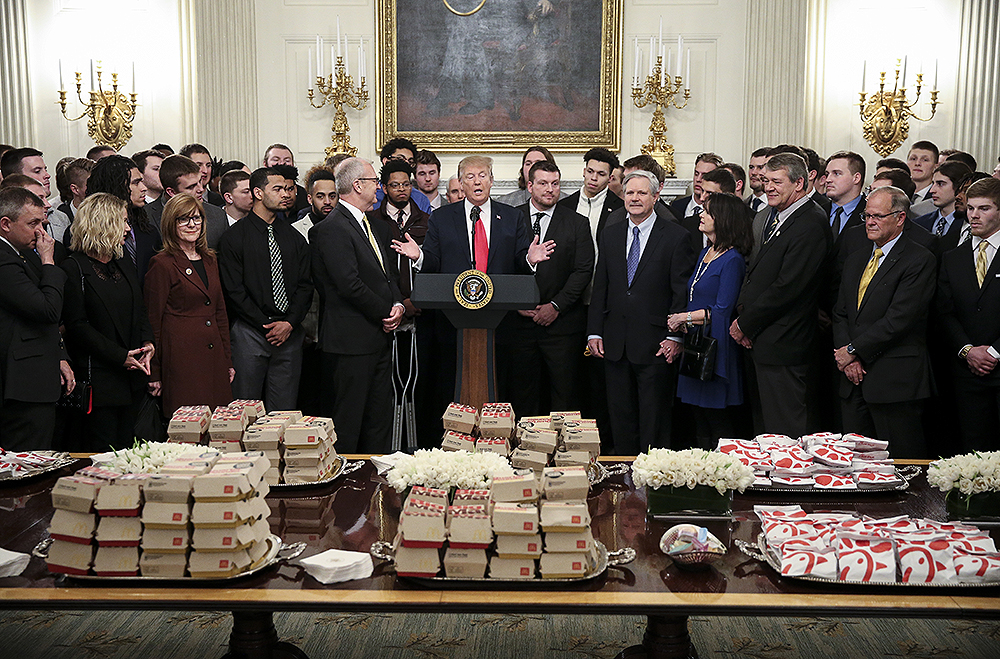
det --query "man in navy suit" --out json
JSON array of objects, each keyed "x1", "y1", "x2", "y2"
[{"x1": 913, "y1": 160, "x2": 972, "y2": 244}]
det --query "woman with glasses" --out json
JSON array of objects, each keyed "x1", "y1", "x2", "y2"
[
  {"x1": 145, "y1": 193, "x2": 234, "y2": 417},
  {"x1": 62, "y1": 192, "x2": 155, "y2": 450}
]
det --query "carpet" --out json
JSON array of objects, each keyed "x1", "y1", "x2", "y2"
[{"x1": 1, "y1": 610, "x2": 998, "y2": 658}]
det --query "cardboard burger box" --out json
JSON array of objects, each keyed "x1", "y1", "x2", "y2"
[
  {"x1": 561, "y1": 418, "x2": 598, "y2": 431},
  {"x1": 95, "y1": 516, "x2": 142, "y2": 546},
  {"x1": 542, "y1": 466, "x2": 590, "y2": 501},
  {"x1": 405, "y1": 486, "x2": 449, "y2": 511},
  {"x1": 191, "y1": 494, "x2": 270, "y2": 528},
  {"x1": 187, "y1": 548, "x2": 252, "y2": 578},
  {"x1": 208, "y1": 439, "x2": 243, "y2": 453},
  {"x1": 283, "y1": 445, "x2": 328, "y2": 469},
  {"x1": 488, "y1": 555, "x2": 537, "y2": 579},
  {"x1": 49, "y1": 508, "x2": 96, "y2": 544},
  {"x1": 392, "y1": 534, "x2": 440, "y2": 577},
  {"x1": 440, "y1": 431, "x2": 476, "y2": 453},
  {"x1": 495, "y1": 533, "x2": 543, "y2": 558},
  {"x1": 561, "y1": 427, "x2": 601, "y2": 457},
  {"x1": 142, "y1": 501, "x2": 191, "y2": 528},
  {"x1": 443, "y1": 547, "x2": 487, "y2": 578},
  {"x1": 452, "y1": 489, "x2": 490, "y2": 507},
  {"x1": 94, "y1": 474, "x2": 149, "y2": 517},
  {"x1": 549, "y1": 411, "x2": 581, "y2": 430},
  {"x1": 398, "y1": 501, "x2": 446, "y2": 548},
  {"x1": 74, "y1": 465, "x2": 123, "y2": 482},
  {"x1": 510, "y1": 448, "x2": 548, "y2": 472},
  {"x1": 442, "y1": 403, "x2": 477, "y2": 434},
  {"x1": 476, "y1": 437, "x2": 510, "y2": 456},
  {"x1": 554, "y1": 447, "x2": 592, "y2": 467},
  {"x1": 540, "y1": 501, "x2": 591, "y2": 531},
  {"x1": 141, "y1": 526, "x2": 190, "y2": 553},
  {"x1": 518, "y1": 428, "x2": 558, "y2": 454},
  {"x1": 168, "y1": 405, "x2": 211, "y2": 443},
  {"x1": 492, "y1": 502, "x2": 539, "y2": 535},
  {"x1": 142, "y1": 474, "x2": 194, "y2": 504},
  {"x1": 539, "y1": 550, "x2": 591, "y2": 578},
  {"x1": 51, "y1": 476, "x2": 104, "y2": 513},
  {"x1": 228, "y1": 399, "x2": 266, "y2": 423},
  {"x1": 490, "y1": 471, "x2": 539, "y2": 503},
  {"x1": 192, "y1": 517, "x2": 270, "y2": 551},
  {"x1": 93, "y1": 545, "x2": 139, "y2": 576},
  {"x1": 208, "y1": 405, "x2": 248, "y2": 441},
  {"x1": 46, "y1": 539, "x2": 94, "y2": 575},
  {"x1": 285, "y1": 417, "x2": 335, "y2": 447},
  {"x1": 193, "y1": 458, "x2": 268, "y2": 501},
  {"x1": 139, "y1": 551, "x2": 188, "y2": 577},
  {"x1": 478, "y1": 403, "x2": 514, "y2": 438},
  {"x1": 516, "y1": 416, "x2": 553, "y2": 438},
  {"x1": 446, "y1": 507, "x2": 493, "y2": 548},
  {"x1": 242, "y1": 424, "x2": 284, "y2": 449},
  {"x1": 543, "y1": 528, "x2": 594, "y2": 553}
]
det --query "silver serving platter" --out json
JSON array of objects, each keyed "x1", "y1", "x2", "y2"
[
  {"x1": 33, "y1": 534, "x2": 306, "y2": 583},
  {"x1": 588, "y1": 461, "x2": 629, "y2": 486},
  {"x1": 0, "y1": 452, "x2": 77, "y2": 483},
  {"x1": 736, "y1": 533, "x2": 999, "y2": 588},
  {"x1": 269, "y1": 457, "x2": 366, "y2": 491},
  {"x1": 745, "y1": 465, "x2": 920, "y2": 494},
  {"x1": 370, "y1": 539, "x2": 635, "y2": 584}
]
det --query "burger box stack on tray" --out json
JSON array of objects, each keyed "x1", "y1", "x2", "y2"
[
  {"x1": 207, "y1": 405, "x2": 250, "y2": 454},
  {"x1": 283, "y1": 416, "x2": 338, "y2": 484},
  {"x1": 167, "y1": 406, "x2": 211, "y2": 445},
  {"x1": 47, "y1": 468, "x2": 112, "y2": 575}
]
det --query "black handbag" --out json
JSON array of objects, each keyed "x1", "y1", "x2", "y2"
[
  {"x1": 679, "y1": 321, "x2": 718, "y2": 381},
  {"x1": 134, "y1": 393, "x2": 166, "y2": 442},
  {"x1": 57, "y1": 262, "x2": 93, "y2": 413}
]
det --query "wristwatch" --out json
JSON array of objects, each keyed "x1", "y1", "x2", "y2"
[
  {"x1": 549, "y1": 300, "x2": 561, "y2": 312},
  {"x1": 959, "y1": 345, "x2": 973, "y2": 359},
  {"x1": 846, "y1": 344, "x2": 856, "y2": 355}
]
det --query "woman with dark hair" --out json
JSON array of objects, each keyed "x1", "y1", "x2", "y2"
[
  {"x1": 665, "y1": 192, "x2": 753, "y2": 444},
  {"x1": 62, "y1": 192, "x2": 155, "y2": 451},
  {"x1": 145, "y1": 193, "x2": 234, "y2": 416},
  {"x1": 85, "y1": 154, "x2": 160, "y2": 284}
]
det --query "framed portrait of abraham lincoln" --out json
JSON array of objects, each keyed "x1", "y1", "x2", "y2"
[{"x1": 377, "y1": 0, "x2": 623, "y2": 152}]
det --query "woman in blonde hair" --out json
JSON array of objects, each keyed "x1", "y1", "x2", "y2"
[
  {"x1": 145, "y1": 193, "x2": 233, "y2": 416},
  {"x1": 63, "y1": 192, "x2": 154, "y2": 451}
]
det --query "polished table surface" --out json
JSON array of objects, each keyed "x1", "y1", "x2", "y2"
[{"x1": 0, "y1": 457, "x2": 998, "y2": 619}]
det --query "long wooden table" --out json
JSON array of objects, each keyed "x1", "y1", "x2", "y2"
[{"x1": 0, "y1": 457, "x2": 997, "y2": 659}]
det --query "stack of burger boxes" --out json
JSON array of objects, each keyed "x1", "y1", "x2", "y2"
[
  {"x1": 188, "y1": 452, "x2": 271, "y2": 578},
  {"x1": 393, "y1": 486, "x2": 447, "y2": 577},
  {"x1": 91, "y1": 473, "x2": 149, "y2": 575},
  {"x1": 139, "y1": 466, "x2": 200, "y2": 577},
  {"x1": 167, "y1": 405, "x2": 211, "y2": 444},
  {"x1": 241, "y1": 421, "x2": 283, "y2": 486},
  {"x1": 439, "y1": 402, "x2": 515, "y2": 456},
  {"x1": 440, "y1": 403, "x2": 479, "y2": 452},
  {"x1": 443, "y1": 488, "x2": 492, "y2": 578},
  {"x1": 228, "y1": 399, "x2": 266, "y2": 424},
  {"x1": 512, "y1": 415, "x2": 558, "y2": 472},
  {"x1": 207, "y1": 405, "x2": 249, "y2": 453},
  {"x1": 538, "y1": 465, "x2": 595, "y2": 578},
  {"x1": 557, "y1": 418, "x2": 601, "y2": 466},
  {"x1": 477, "y1": 403, "x2": 514, "y2": 455},
  {"x1": 282, "y1": 416, "x2": 337, "y2": 484},
  {"x1": 46, "y1": 469, "x2": 111, "y2": 575},
  {"x1": 489, "y1": 470, "x2": 541, "y2": 578}
]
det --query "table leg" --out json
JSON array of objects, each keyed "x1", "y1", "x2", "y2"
[
  {"x1": 220, "y1": 611, "x2": 310, "y2": 659},
  {"x1": 616, "y1": 615, "x2": 697, "y2": 659}
]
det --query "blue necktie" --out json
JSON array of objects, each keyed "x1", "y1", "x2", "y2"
[{"x1": 627, "y1": 225, "x2": 641, "y2": 287}]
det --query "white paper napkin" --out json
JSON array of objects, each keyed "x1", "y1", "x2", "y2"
[
  {"x1": 370, "y1": 452, "x2": 407, "y2": 476},
  {"x1": 0, "y1": 547, "x2": 30, "y2": 578},
  {"x1": 296, "y1": 549, "x2": 373, "y2": 584}
]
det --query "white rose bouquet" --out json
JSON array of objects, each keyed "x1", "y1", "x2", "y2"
[
  {"x1": 385, "y1": 448, "x2": 514, "y2": 492},
  {"x1": 631, "y1": 448, "x2": 754, "y2": 495},
  {"x1": 928, "y1": 451, "x2": 1000, "y2": 496},
  {"x1": 92, "y1": 440, "x2": 217, "y2": 474}
]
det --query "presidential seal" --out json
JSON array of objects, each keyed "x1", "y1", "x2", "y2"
[{"x1": 454, "y1": 269, "x2": 493, "y2": 310}]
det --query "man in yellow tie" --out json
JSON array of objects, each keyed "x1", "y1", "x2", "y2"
[
  {"x1": 832, "y1": 186, "x2": 937, "y2": 458},
  {"x1": 937, "y1": 177, "x2": 1000, "y2": 452}
]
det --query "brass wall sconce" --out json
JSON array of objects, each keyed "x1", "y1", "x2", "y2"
[
  {"x1": 631, "y1": 28, "x2": 691, "y2": 177},
  {"x1": 57, "y1": 60, "x2": 138, "y2": 151},
  {"x1": 307, "y1": 28, "x2": 368, "y2": 158},
  {"x1": 859, "y1": 58, "x2": 940, "y2": 157}
]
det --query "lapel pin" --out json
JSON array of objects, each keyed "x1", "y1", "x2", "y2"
[{"x1": 185, "y1": 268, "x2": 193, "y2": 275}]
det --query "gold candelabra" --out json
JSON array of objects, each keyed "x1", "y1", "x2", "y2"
[
  {"x1": 632, "y1": 56, "x2": 690, "y2": 177},
  {"x1": 308, "y1": 56, "x2": 368, "y2": 158},
  {"x1": 57, "y1": 62, "x2": 138, "y2": 151},
  {"x1": 859, "y1": 59, "x2": 940, "y2": 157}
]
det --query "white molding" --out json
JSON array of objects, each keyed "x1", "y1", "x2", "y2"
[
  {"x1": 954, "y1": 0, "x2": 1000, "y2": 168},
  {"x1": 1, "y1": 0, "x2": 35, "y2": 145}
]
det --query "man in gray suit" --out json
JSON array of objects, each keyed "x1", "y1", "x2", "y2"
[{"x1": 146, "y1": 155, "x2": 228, "y2": 249}]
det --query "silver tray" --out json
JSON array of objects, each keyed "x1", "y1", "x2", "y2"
[
  {"x1": 0, "y1": 452, "x2": 77, "y2": 483},
  {"x1": 269, "y1": 457, "x2": 366, "y2": 491},
  {"x1": 588, "y1": 461, "x2": 629, "y2": 486},
  {"x1": 736, "y1": 533, "x2": 999, "y2": 588},
  {"x1": 745, "y1": 465, "x2": 920, "y2": 494},
  {"x1": 370, "y1": 539, "x2": 635, "y2": 584},
  {"x1": 33, "y1": 534, "x2": 306, "y2": 583}
]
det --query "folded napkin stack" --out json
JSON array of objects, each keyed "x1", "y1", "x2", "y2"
[{"x1": 296, "y1": 549, "x2": 373, "y2": 584}]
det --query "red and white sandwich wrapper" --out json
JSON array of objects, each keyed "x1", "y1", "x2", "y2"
[
  {"x1": 780, "y1": 545, "x2": 838, "y2": 579},
  {"x1": 717, "y1": 439, "x2": 760, "y2": 454},
  {"x1": 769, "y1": 475, "x2": 815, "y2": 488},
  {"x1": 753, "y1": 505, "x2": 806, "y2": 521},
  {"x1": 855, "y1": 471, "x2": 902, "y2": 486},
  {"x1": 834, "y1": 518, "x2": 870, "y2": 535},
  {"x1": 752, "y1": 476, "x2": 772, "y2": 487},
  {"x1": 807, "y1": 444, "x2": 854, "y2": 467},
  {"x1": 953, "y1": 548, "x2": 1000, "y2": 583},
  {"x1": 835, "y1": 533, "x2": 896, "y2": 582},
  {"x1": 843, "y1": 434, "x2": 888, "y2": 451},
  {"x1": 895, "y1": 536, "x2": 957, "y2": 584},
  {"x1": 753, "y1": 434, "x2": 795, "y2": 446},
  {"x1": 866, "y1": 516, "x2": 920, "y2": 533},
  {"x1": 770, "y1": 452, "x2": 815, "y2": 472},
  {"x1": 918, "y1": 519, "x2": 981, "y2": 534},
  {"x1": 813, "y1": 474, "x2": 857, "y2": 490},
  {"x1": 946, "y1": 533, "x2": 997, "y2": 554},
  {"x1": 762, "y1": 519, "x2": 817, "y2": 545},
  {"x1": 854, "y1": 460, "x2": 896, "y2": 474},
  {"x1": 778, "y1": 535, "x2": 831, "y2": 555}
]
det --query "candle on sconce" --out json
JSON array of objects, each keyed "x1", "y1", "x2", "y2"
[
  {"x1": 677, "y1": 36, "x2": 683, "y2": 77},
  {"x1": 343, "y1": 35, "x2": 349, "y2": 74},
  {"x1": 131, "y1": 61, "x2": 135, "y2": 94},
  {"x1": 686, "y1": 49, "x2": 690, "y2": 84},
  {"x1": 90, "y1": 59, "x2": 95, "y2": 90},
  {"x1": 330, "y1": 43, "x2": 335, "y2": 71},
  {"x1": 659, "y1": 44, "x2": 665, "y2": 86},
  {"x1": 667, "y1": 49, "x2": 672, "y2": 82},
  {"x1": 337, "y1": 16, "x2": 342, "y2": 57},
  {"x1": 648, "y1": 37, "x2": 655, "y2": 75},
  {"x1": 633, "y1": 38, "x2": 639, "y2": 85},
  {"x1": 861, "y1": 60, "x2": 866, "y2": 94},
  {"x1": 59, "y1": 59, "x2": 64, "y2": 90},
  {"x1": 933, "y1": 59, "x2": 938, "y2": 91},
  {"x1": 360, "y1": 39, "x2": 366, "y2": 78},
  {"x1": 357, "y1": 43, "x2": 363, "y2": 80},
  {"x1": 902, "y1": 55, "x2": 907, "y2": 87},
  {"x1": 658, "y1": 17, "x2": 663, "y2": 53}
]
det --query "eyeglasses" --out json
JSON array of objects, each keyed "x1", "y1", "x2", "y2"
[
  {"x1": 357, "y1": 177, "x2": 379, "y2": 184},
  {"x1": 386, "y1": 181, "x2": 411, "y2": 190},
  {"x1": 177, "y1": 214, "x2": 203, "y2": 226},
  {"x1": 862, "y1": 211, "x2": 902, "y2": 221}
]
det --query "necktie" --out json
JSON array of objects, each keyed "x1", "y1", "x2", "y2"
[
  {"x1": 959, "y1": 223, "x2": 971, "y2": 246},
  {"x1": 471, "y1": 206, "x2": 488, "y2": 271},
  {"x1": 762, "y1": 208, "x2": 779, "y2": 243},
  {"x1": 831, "y1": 207, "x2": 843, "y2": 235},
  {"x1": 268, "y1": 224, "x2": 289, "y2": 313},
  {"x1": 934, "y1": 215, "x2": 947, "y2": 237},
  {"x1": 626, "y1": 225, "x2": 641, "y2": 287},
  {"x1": 533, "y1": 212, "x2": 544, "y2": 237},
  {"x1": 857, "y1": 247, "x2": 883, "y2": 309},
  {"x1": 396, "y1": 207, "x2": 405, "y2": 230},
  {"x1": 361, "y1": 216, "x2": 386, "y2": 272},
  {"x1": 751, "y1": 198, "x2": 762, "y2": 212},
  {"x1": 976, "y1": 241, "x2": 989, "y2": 287},
  {"x1": 124, "y1": 229, "x2": 137, "y2": 265}
]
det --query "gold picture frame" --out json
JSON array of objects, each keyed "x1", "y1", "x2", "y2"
[{"x1": 376, "y1": 0, "x2": 622, "y2": 153}]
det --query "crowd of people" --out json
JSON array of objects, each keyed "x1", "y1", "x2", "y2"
[{"x1": 1, "y1": 137, "x2": 998, "y2": 459}]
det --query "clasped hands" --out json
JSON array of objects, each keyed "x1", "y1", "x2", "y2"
[
  {"x1": 833, "y1": 345, "x2": 866, "y2": 385},
  {"x1": 125, "y1": 343, "x2": 154, "y2": 376}
]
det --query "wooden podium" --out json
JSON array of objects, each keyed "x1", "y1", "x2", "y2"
[{"x1": 411, "y1": 272, "x2": 538, "y2": 410}]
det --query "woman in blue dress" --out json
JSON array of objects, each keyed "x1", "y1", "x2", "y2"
[{"x1": 664, "y1": 192, "x2": 753, "y2": 445}]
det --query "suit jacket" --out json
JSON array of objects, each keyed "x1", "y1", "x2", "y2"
[
  {"x1": 419, "y1": 200, "x2": 532, "y2": 275},
  {"x1": 914, "y1": 210, "x2": 963, "y2": 244},
  {"x1": 61, "y1": 252, "x2": 154, "y2": 407},
  {"x1": 668, "y1": 195, "x2": 693, "y2": 224},
  {"x1": 937, "y1": 239, "x2": 1000, "y2": 383},
  {"x1": 0, "y1": 241, "x2": 67, "y2": 404},
  {"x1": 507, "y1": 203, "x2": 595, "y2": 335},
  {"x1": 369, "y1": 199, "x2": 430, "y2": 302},
  {"x1": 310, "y1": 203, "x2": 402, "y2": 355},
  {"x1": 833, "y1": 236, "x2": 936, "y2": 403},
  {"x1": 608, "y1": 200, "x2": 679, "y2": 233},
  {"x1": 810, "y1": 190, "x2": 833, "y2": 215},
  {"x1": 587, "y1": 214, "x2": 695, "y2": 364},
  {"x1": 147, "y1": 195, "x2": 227, "y2": 249},
  {"x1": 558, "y1": 190, "x2": 625, "y2": 250},
  {"x1": 737, "y1": 198, "x2": 832, "y2": 365}
]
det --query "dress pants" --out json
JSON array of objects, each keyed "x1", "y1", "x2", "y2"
[
  {"x1": 322, "y1": 348, "x2": 393, "y2": 455},
  {"x1": 230, "y1": 318, "x2": 304, "y2": 412},
  {"x1": 498, "y1": 326, "x2": 583, "y2": 418},
  {"x1": 952, "y1": 373, "x2": 1000, "y2": 453},
  {"x1": 753, "y1": 361, "x2": 810, "y2": 439},
  {"x1": 0, "y1": 401, "x2": 55, "y2": 451},
  {"x1": 604, "y1": 357, "x2": 676, "y2": 456},
  {"x1": 841, "y1": 388, "x2": 927, "y2": 458}
]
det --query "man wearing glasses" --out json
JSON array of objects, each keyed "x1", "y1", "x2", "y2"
[
  {"x1": 832, "y1": 186, "x2": 936, "y2": 458},
  {"x1": 374, "y1": 138, "x2": 433, "y2": 213}
]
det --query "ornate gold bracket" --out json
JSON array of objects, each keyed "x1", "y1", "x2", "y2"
[
  {"x1": 859, "y1": 61, "x2": 939, "y2": 158},
  {"x1": 57, "y1": 63, "x2": 138, "y2": 151},
  {"x1": 631, "y1": 56, "x2": 689, "y2": 178},
  {"x1": 309, "y1": 57, "x2": 368, "y2": 158}
]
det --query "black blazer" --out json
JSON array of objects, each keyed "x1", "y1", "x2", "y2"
[
  {"x1": 833, "y1": 236, "x2": 936, "y2": 403},
  {"x1": 668, "y1": 195, "x2": 692, "y2": 224},
  {"x1": 0, "y1": 242, "x2": 67, "y2": 404},
  {"x1": 419, "y1": 200, "x2": 532, "y2": 275},
  {"x1": 310, "y1": 203, "x2": 402, "y2": 355},
  {"x1": 508, "y1": 204, "x2": 595, "y2": 335},
  {"x1": 61, "y1": 252, "x2": 154, "y2": 407},
  {"x1": 737, "y1": 198, "x2": 832, "y2": 365},
  {"x1": 587, "y1": 214, "x2": 695, "y2": 364},
  {"x1": 558, "y1": 190, "x2": 624, "y2": 250},
  {"x1": 937, "y1": 239, "x2": 1000, "y2": 383}
]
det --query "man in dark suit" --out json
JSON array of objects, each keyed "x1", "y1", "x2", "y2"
[
  {"x1": 668, "y1": 152, "x2": 723, "y2": 222},
  {"x1": 0, "y1": 188, "x2": 73, "y2": 449},
  {"x1": 833, "y1": 186, "x2": 936, "y2": 457},
  {"x1": 558, "y1": 148, "x2": 624, "y2": 251},
  {"x1": 731, "y1": 153, "x2": 832, "y2": 438},
  {"x1": 937, "y1": 177, "x2": 1000, "y2": 452},
  {"x1": 587, "y1": 171, "x2": 695, "y2": 454},
  {"x1": 823, "y1": 151, "x2": 867, "y2": 248},
  {"x1": 311, "y1": 158, "x2": 403, "y2": 453},
  {"x1": 498, "y1": 160, "x2": 594, "y2": 416},
  {"x1": 679, "y1": 167, "x2": 737, "y2": 248},
  {"x1": 913, "y1": 160, "x2": 971, "y2": 245},
  {"x1": 147, "y1": 155, "x2": 228, "y2": 249}
]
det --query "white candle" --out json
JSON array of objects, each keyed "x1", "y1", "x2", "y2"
[
  {"x1": 861, "y1": 60, "x2": 866, "y2": 94},
  {"x1": 357, "y1": 43, "x2": 362, "y2": 80},
  {"x1": 649, "y1": 37, "x2": 655, "y2": 74},
  {"x1": 360, "y1": 39, "x2": 366, "y2": 78},
  {"x1": 659, "y1": 18, "x2": 663, "y2": 53},
  {"x1": 131, "y1": 61, "x2": 135, "y2": 94},
  {"x1": 343, "y1": 36, "x2": 349, "y2": 73},
  {"x1": 659, "y1": 44, "x2": 665, "y2": 85},
  {"x1": 90, "y1": 59, "x2": 94, "y2": 89},
  {"x1": 667, "y1": 49, "x2": 672, "y2": 81},
  {"x1": 902, "y1": 55, "x2": 907, "y2": 87},
  {"x1": 686, "y1": 49, "x2": 690, "y2": 83},
  {"x1": 933, "y1": 59, "x2": 938, "y2": 91},
  {"x1": 337, "y1": 16, "x2": 342, "y2": 57},
  {"x1": 59, "y1": 59, "x2": 64, "y2": 89},
  {"x1": 633, "y1": 38, "x2": 639, "y2": 85},
  {"x1": 331, "y1": 44, "x2": 335, "y2": 71},
  {"x1": 308, "y1": 48, "x2": 314, "y2": 86}
]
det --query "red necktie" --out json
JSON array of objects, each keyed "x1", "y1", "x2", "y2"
[{"x1": 472, "y1": 206, "x2": 488, "y2": 272}]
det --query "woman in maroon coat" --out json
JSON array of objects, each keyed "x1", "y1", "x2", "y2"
[{"x1": 145, "y1": 193, "x2": 234, "y2": 416}]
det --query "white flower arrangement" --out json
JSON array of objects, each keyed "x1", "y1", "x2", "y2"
[
  {"x1": 385, "y1": 448, "x2": 514, "y2": 492},
  {"x1": 928, "y1": 451, "x2": 1000, "y2": 496},
  {"x1": 631, "y1": 448, "x2": 755, "y2": 495},
  {"x1": 92, "y1": 440, "x2": 217, "y2": 474}
]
